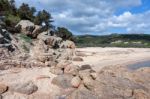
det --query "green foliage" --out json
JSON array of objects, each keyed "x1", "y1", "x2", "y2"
[
  {"x1": 0, "y1": 0, "x2": 53, "y2": 31},
  {"x1": 17, "y1": 3, "x2": 36, "y2": 21},
  {"x1": 4, "y1": 14, "x2": 20, "y2": 27},
  {"x1": 34, "y1": 10, "x2": 53, "y2": 26},
  {"x1": 76, "y1": 34, "x2": 150, "y2": 48},
  {"x1": 19, "y1": 33, "x2": 32, "y2": 43},
  {"x1": 56, "y1": 27, "x2": 75, "y2": 41}
]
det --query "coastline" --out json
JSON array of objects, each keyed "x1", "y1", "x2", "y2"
[{"x1": 74, "y1": 47, "x2": 150, "y2": 71}]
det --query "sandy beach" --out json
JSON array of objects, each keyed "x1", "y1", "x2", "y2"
[{"x1": 74, "y1": 47, "x2": 150, "y2": 71}]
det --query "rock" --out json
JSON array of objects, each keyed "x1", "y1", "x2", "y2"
[
  {"x1": 78, "y1": 70, "x2": 95, "y2": 90},
  {"x1": 60, "y1": 40, "x2": 76, "y2": 49},
  {"x1": 75, "y1": 51, "x2": 86, "y2": 57},
  {"x1": 56, "y1": 60, "x2": 72, "y2": 69},
  {"x1": 90, "y1": 72, "x2": 97, "y2": 80},
  {"x1": 64, "y1": 65, "x2": 79, "y2": 76},
  {"x1": 133, "y1": 89, "x2": 149, "y2": 99},
  {"x1": 29, "y1": 92, "x2": 52, "y2": 99},
  {"x1": 0, "y1": 84, "x2": 8, "y2": 94},
  {"x1": 79, "y1": 70, "x2": 91, "y2": 79},
  {"x1": 67, "y1": 87, "x2": 99, "y2": 99},
  {"x1": 37, "y1": 33, "x2": 62, "y2": 48},
  {"x1": 16, "y1": 20, "x2": 35, "y2": 35},
  {"x1": 80, "y1": 64, "x2": 92, "y2": 70},
  {"x1": 73, "y1": 57, "x2": 83, "y2": 61},
  {"x1": 10, "y1": 81, "x2": 38, "y2": 95},
  {"x1": 50, "y1": 67, "x2": 63, "y2": 75},
  {"x1": 57, "y1": 49, "x2": 74, "y2": 60},
  {"x1": 51, "y1": 74, "x2": 73, "y2": 89},
  {"x1": 71, "y1": 76, "x2": 81, "y2": 88},
  {"x1": 83, "y1": 76, "x2": 94, "y2": 90},
  {"x1": 32, "y1": 25, "x2": 43, "y2": 38}
]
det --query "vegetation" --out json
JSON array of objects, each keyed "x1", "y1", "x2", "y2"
[
  {"x1": 19, "y1": 33, "x2": 32, "y2": 43},
  {"x1": 0, "y1": 0, "x2": 74, "y2": 40},
  {"x1": 0, "y1": 0, "x2": 53, "y2": 29},
  {"x1": 75, "y1": 34, "x2": 150, "y2": 48},
  {"x1": 56, "y1": 27, "x2": 75, "y2": 41}
]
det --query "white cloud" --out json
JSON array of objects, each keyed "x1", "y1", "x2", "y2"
[{"x1": 15, "y1": 0, "x2": 150, "y2": 34}]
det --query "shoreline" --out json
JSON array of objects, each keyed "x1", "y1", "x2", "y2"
[{"x1": 75, "y1": 47, "x2": 150, "y2": 71}]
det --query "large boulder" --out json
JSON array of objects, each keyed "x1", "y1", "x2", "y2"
[
  {"x1": 15, "y1": 20, "x2": 35, "y2": 35},
  {"x1": 37, "y1": 32, "x2": 62, "y2": 48},
  {"x1": 60, "y1": 40, "x2": 76, "y2": 49}
]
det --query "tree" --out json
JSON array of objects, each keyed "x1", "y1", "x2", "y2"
[
  {"x1": 34, "y1": 10, "x2": 53, "y2": 27},
  {"x1": 56, "y1": 27, "x2": 74, "y2": 41},
  {"x1": 18, "y1": 3, "x2": 36, "y2": 21}
]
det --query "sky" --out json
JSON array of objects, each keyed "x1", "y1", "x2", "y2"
[{"x1": 15, "y1": 0, "x2": 150, "y2": 35}]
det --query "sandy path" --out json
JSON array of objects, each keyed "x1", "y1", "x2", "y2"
[{"x1": 73, "y1": 47, "x2": 150, "y2": 71}]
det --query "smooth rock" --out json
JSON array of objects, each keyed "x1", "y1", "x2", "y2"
[
  {"x1": 10, "y1": 81, "x2": 38, "y2": 95},
  {"x1": 73, "y1": 57, "x2": 83, "y2": 61},
  {"x1": 71, "y1": 76, "x2": 81, "y2": 88},
  {"x1": 80, "y1": 64, "x2": 92, "y2": 70},
  {"x1": 0, "y1": 84, "x2": 8, "y2": 94},
  {"x1": 51, "y1": 74, "x2": 73, "y2": 89}
]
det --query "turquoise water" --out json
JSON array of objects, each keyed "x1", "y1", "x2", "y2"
[{"x1": 127, "y1": 60, "x2": 150, "y2": 70}]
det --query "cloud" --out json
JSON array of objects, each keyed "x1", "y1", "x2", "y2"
[{"x1": 15, "y1": 0, "x2": 149, "y2": 35}]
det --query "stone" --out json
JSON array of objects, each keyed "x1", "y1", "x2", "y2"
[
  {"x1": 71, "y1": 76, "x2": 81, "y2": 88},
  {"x1": 83, "y1": 76, "x2": 94, "y2": 90},
  {"x1": 50, "y1": 67, "x2": 63, "y2": 75},
  {"x1": 57, "y1": 49, "x2": 74, "y2": 60},
  {"x1": 67, "y1": 87, "x2": 99, "y2": 99},
  {"x1": 75, "y1": 51, "x2": 86, "y2": 57},
  {"x1": 29, "y1": 92, "x2": 52, "y2": 99},
  {"x1": 15, "y1": 20, "x2": 35, "y2": 35},
  {"x1": 10, "y1": 81, "x2": 38, "y2": 95},
  {"x1": 90, "y1": 72, "x2": 97, "y2": 80},
  {"x1": 79, "y1": 70, "x2": 91, "y2": 79},
  {"x1": 32, "y1": 25, "x2": 43, "y2": 38},
  {"x1": 73, "y1": 57, "x2": 83, "y2": 61},
  {"x1": 37, "y1": 33, "x2": 62, "y2": 48},
  {"x1": 51, "y1": 74, "x2": 73, "y2": 89},
  {"x1": 56, "y1": 60, "x2": 72, "y2": 69},
  {"x1": 64, "y1": 65, "x2": 79, "y2": 76},
  {"x1": 80, "y1": 64, "x2": 92, "y2": 70},
  {"x1": 0, "y1": 84, "x2": 8, "y2": 94},
  {"x1": 60, "y1": 40, "x2": 76, "y2": 49},
  {"x1": 133, "y1": 89, "x2": 149, "y2": 99}
]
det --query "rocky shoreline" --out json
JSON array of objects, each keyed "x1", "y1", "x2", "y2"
[{"x1": 0, "y1": 20, "x2": 150, "y2": 99}]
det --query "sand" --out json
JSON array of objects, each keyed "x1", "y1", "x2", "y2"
[{"x1": 74, "y1": 47, "x2": 150, "y2": 71}]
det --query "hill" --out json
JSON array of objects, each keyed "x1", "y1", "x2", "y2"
[{"x1": 75, "y1": 34, "x2": 150, "y2": 48}]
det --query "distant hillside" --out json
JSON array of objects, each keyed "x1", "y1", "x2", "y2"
[{"x1": 75, "y1": 34, "x2": 150, "y2": 48}]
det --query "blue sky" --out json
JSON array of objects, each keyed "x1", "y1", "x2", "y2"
[{"x1": 15, "y1": 0, "x2": 150, "y2": 35}]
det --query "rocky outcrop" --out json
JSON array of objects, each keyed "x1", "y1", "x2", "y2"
[
  {"x1": 15, "y1": 20, "x2": 35, "y2": 35},
  {"x1": 15, "y1": 20, "x2": 43, "y2": 38}
]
